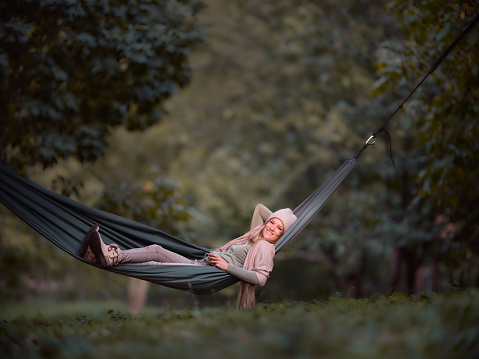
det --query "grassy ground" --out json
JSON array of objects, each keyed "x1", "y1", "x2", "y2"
[{"x1": 1, "y1": 290, "x2": 478, "y2": 359}]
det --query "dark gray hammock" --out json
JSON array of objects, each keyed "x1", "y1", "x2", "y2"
[{"x1": 0, "y1": 159, "x2": 355, "y2": 295}]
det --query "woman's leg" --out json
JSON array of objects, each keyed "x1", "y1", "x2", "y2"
[
  {"x1": 121, "y1": 245, "x2": 196, "y2": 265},
  {"x1": 83, "y1": 225, "x2": 206, "y2": 267}
]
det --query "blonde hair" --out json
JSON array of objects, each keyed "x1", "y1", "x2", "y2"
[{"x1": 248, "y1": 224, "x2": 266, "y2": 244}]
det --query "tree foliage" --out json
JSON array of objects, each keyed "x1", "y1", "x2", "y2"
[
  {"x1": 373, "y1": 0, "x2": 479, "y2": 283},
  {"x1": 0, "y1": 0, "x2": 204, "y2": 170},
  {"x1": 375, "y1": 1, "x2": 478, "y2": 217},
  {"x1": 94, "y1": 167, "x2": 191, "y2": 236}
]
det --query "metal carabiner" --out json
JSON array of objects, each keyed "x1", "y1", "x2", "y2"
[{"x1": 366, "y1": 135, "x2": 376, "y2": 145}]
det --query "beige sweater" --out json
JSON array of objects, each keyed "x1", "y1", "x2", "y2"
[
  {"x1": 216, "y1": 204, "x2": 275, "y2": 309},
  {"x1": 216, "y1": 244, "x2": 259, "y2": 284}
]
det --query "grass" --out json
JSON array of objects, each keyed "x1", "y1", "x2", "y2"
[{"x1": 1, "y1": 290, "x2": 479, "y2": 359}]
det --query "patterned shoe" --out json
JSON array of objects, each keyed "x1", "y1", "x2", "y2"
[
  {"x1": 78, "y1": 224, "x2": 99, "y2": 259},
  {"x1": 89, "y1": 230, "x2": 122, "y2": 268}
]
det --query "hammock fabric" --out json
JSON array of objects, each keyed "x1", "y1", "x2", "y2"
[{"x1": 0, "y1": 159, "x2": 355, "y2": 295}]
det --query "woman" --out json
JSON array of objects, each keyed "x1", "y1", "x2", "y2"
[{"x1": 78, "y1": 204, "x2": 297, "y2": 309}]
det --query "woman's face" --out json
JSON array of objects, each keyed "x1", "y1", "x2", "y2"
[{"x1": 262, "y1": 218, "x2": 285, "y2": 243}]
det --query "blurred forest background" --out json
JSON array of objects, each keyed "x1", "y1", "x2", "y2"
[{"x1": 1, "y1": 0, "x2": 478, "y2": 309}]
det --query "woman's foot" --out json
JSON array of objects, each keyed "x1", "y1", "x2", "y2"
[
  {"x1": 89, "y1": 229, "x2": 122, "y2": 268},
  {"x1": 82, "y1": 246, "x2": 97, "y2": 262},
  {"x1": 78, "y1": 224, "x2": 99, "y2": 261}
]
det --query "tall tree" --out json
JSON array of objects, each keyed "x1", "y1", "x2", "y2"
[
  {"x1": 0, "y1": 0, "x2": 203, "y2": 302},
  {"x1": 373, "y1": 0, "x2": 479, "y2": 289}
]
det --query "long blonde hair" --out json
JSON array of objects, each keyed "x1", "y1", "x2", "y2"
[{"x1": 248, "y1": 224, "x2": 265, "y2": 244}]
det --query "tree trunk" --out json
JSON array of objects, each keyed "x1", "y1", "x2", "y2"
[
  {"x1": 127, "y1": 278, "x2": 150, "y2": 314},
  {"x1": 431, "y1": 260, "x2": 439, "y2": 292},
  {"x1": 351, "y1": 250, "x2": 367, "y2": 298},
  {"x1": 390, "y1": 245, "x2": 401, "y2": 292},
  {"x1": 415, "y1": 264, "x2": 424, "y2": 293}
]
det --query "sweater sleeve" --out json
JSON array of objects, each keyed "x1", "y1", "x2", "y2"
[
  {"x1": 226, "y1": 264, "x2": 260, "y2": 285},
  {"x1": 250, "y1": 203, "x2": 273, "y2": 230}
]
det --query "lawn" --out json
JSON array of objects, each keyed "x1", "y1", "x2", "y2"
[{"x1": 1, "y1": 289, "x2": 478, "y2": 359}]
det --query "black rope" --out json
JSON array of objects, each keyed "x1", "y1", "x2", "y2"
[{"x1": 355, "y1": 14, "x2": 479, "y2": 167}]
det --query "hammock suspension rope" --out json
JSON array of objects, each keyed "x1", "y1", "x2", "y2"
[{"x1": 354, "y1": 14, "x2": 479, "y2": 167}]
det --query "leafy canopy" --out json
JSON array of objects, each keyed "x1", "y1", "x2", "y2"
[
  {"x1": 0, "y1": 0, "x2": 204, "y2": 170},
  {"x1": 374, "y1": 0, "x2": 479, "y2": 241}
]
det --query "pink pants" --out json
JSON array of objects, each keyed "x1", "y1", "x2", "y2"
[{"x1": 121, "y1": 245, "x2": 209, "y2": 266}]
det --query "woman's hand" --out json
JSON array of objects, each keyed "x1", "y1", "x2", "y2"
[{"x1": 207, "y1": 253, "x2": 228, "y2": 271}]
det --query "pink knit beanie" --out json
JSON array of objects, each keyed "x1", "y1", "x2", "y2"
[{"x1": 267, "y1": 208, "x2": 297, "y2": 232}]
